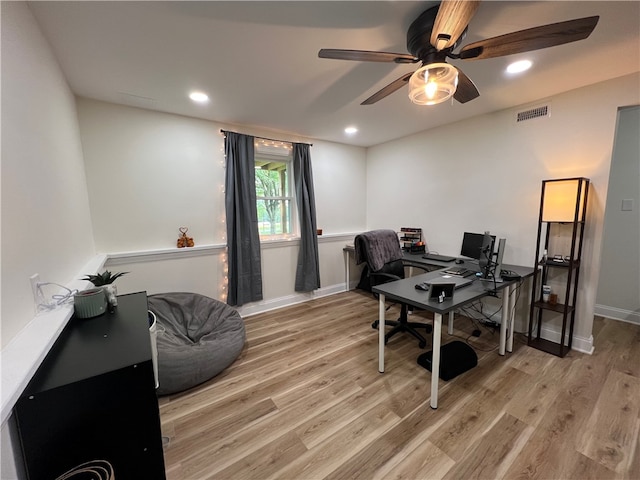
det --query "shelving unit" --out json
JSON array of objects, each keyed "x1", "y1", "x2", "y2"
[
  {"x1": 398, "y1": 227, "x2": 424, "y2": 253},
  {"x1": 15, "y1": 292, "x2": 166, "y2": 479},
  {"x1": 528, "y1": 177, "x2": 589, "y2": 357}
]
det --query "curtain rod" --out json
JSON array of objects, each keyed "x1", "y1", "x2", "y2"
[{"x1": 220, "y1": 129, "x2": 312, "y2": 147}]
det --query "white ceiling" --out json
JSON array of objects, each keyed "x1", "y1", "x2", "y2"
[{"x1": 28, "y1": 1, "x2": 640, "y2": 147}]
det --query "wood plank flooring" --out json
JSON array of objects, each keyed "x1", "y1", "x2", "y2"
[{"x1": 159, "y1": 291, "x2": 640, "y2": 479}]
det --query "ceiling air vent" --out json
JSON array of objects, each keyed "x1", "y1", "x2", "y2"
[
  {"x1": 117, "y1": 92, "x2": 158, "y2": 109},
  {"x1": 516, "y1": 104, "x2": 550, "y2": 123}
]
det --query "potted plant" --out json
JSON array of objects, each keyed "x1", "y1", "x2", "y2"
[{"x1": 81, "y1": 270, "x2": 128, "y2": 307}]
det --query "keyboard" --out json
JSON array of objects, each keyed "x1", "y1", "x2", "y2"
[{"x1": 422, "y1": 253, "x2": 456, "y2": 262}]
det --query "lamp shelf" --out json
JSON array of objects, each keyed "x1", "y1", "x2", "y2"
[
  {"x1": 533, "y1": 301, "x2": 575, "y2": 314},
  {"x1": 546, "y1": 220, "x2": 585, "y2": 225},
  {"x1": 539, "y1": 259, "x2": 581, "y2": 268},
  {"x1": 527, "y1": 337, "x2": 567, "y2": 357}
]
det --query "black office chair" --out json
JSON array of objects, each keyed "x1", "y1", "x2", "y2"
[{"x1": 355, "y1": 230, "x2": 432, "y2": 348}]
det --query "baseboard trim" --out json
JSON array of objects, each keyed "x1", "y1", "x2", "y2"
[
  {"x1": 594, "y1": 304, "x2": 640, "y2": 325},
  {"x1": 238, "y1": 283, "x2": 346, "y2": 318},
  {"x1": 238, "y1": 286, "x2": 598, "y2": 354}
]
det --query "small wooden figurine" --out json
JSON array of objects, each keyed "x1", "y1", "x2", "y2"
[{"x1": 177, "y1": 227, "x2": 195, "y2": 248}]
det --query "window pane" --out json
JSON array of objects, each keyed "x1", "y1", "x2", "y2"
[
  {"x1": 255, "y1": 164, "x2": 287, "y2": 197},
  {"x1": 257, "y1": 199, "x2": 291, "y2": 236},
  {"x1": 254, "y1": 153, "x2": 293, "y2": 239}
]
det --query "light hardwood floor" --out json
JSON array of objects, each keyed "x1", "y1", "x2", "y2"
[{"x1": 159, "y1": 291, "x2": 640, "y2": 479}]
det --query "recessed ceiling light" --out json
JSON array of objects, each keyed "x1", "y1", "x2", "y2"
[
  {"x1": 344, "y1": 126, "x2": 358, "y2": 135},
  {"x1": 189, "y1": 91, "x2": 209, "y2": 103},
  {"x1": 506, "y1": 60, "x2": 532, "y2": 74}
]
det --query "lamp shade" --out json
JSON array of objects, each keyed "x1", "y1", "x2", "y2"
[
  {"x1": 541, "y1": 178, "x2": 588, "y2": 222},
  {"x1": 408, "y1": 63, "x2": 458, "y2": 106}
]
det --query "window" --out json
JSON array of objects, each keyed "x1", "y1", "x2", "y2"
[{"x1": 254, "y1": 140, "x2": 295, "y2": 239}]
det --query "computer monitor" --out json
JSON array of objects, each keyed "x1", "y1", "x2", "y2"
[{"x1": 460, "y1": 232, "x2": 496, "y2": 261}]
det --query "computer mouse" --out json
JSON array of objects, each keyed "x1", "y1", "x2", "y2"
[
  {"x1": 455, "y1": 259, "x2": 464, "y2": 264},
  {"x1": 414, "y1": 282, "x2": 429, "y2": 291}
]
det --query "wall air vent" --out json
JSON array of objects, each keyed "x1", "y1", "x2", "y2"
[{"x1": 516, "y1": 104, "x2": 550, "y2": 123}]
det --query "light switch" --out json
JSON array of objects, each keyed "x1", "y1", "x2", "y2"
[{"x1": 621, "y1": 199, "x2": 634, "y2": 211}]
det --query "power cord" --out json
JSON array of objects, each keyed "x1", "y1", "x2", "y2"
[
  {"x1": 35, "y1": 282, "x2": 78, "y2": 311},
  {"x1": 447, "y1": 330, "x2": 499, "y2": 352}
]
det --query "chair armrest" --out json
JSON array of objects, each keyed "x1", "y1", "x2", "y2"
[{"x1": 369, "y1": 271, "x2": 401, "y2": 283}]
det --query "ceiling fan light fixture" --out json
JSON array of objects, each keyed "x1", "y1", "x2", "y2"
[{"x1": 408, "y1": 63, "x2": 458, "y2": 106}]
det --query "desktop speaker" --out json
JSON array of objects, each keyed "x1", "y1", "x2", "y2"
[{"x1": 417, "y1": 341, "x2": 478, "y2": 381}]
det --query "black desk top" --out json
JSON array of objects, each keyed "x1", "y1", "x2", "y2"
[
  {"x1": 22, "y1": 292, "x2": 151, "y2": 395},
  {"x1": 372, "y1": 264, "x2": 534, "y2": 315}
]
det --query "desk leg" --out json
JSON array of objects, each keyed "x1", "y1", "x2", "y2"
[
  {"x1": 448, "y1": 311, "x2": 454, "y2": 335},
  {"x1": 430, "y1": 313, "x2": 442, "y2": 409},
  {"x1": 499, "y1": 286, "x2": 510, "y2": 355},
  {"x1": 344, "y1": 249, "x2": 350, "y2": 292},
  {"x1": 507, "y1": 285, "x2": 515, "y2": 353},
  {"x1": 378, "y1": 294, "x2": 385, "y2": 373}
]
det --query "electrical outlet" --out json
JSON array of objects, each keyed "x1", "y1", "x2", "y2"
[
  {"x1": 30, "y1": 273, "x2": 40, "y2": 299},
  {"x1": 30, "y1": 274, "x2": 42, "y2": 312}
]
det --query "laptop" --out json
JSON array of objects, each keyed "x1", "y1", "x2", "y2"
[
  {"x1": 425, "y1": 274, "x2": 474, "y2": 290},
  {"x1": 442, "y1": 267, "x2": 476, "y2": 277}
]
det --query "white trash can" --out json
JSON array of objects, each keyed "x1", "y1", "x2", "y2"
[{"x1": 148, "y1": 310, "x2": 159, "y2": 389}]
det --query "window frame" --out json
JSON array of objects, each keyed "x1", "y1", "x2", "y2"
[{"x1": 254, "y1": 143, "x2": 297, "y2": 241}]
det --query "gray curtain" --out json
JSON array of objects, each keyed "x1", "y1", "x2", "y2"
[
  {"x1": 293, "y1": 143, "x2": 321, "y2": 291},
  {"x1": 224, "y1": 132, "x2": 263, "y2": 306}
]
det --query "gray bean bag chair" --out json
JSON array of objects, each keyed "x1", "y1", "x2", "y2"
[{"x1": 147, "y1": 292, "x2": 245, "y2": 395}]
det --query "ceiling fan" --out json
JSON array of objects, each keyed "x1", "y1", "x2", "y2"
[{"x1": 318, "y1": 1, "x2": 599, "y2": 106}]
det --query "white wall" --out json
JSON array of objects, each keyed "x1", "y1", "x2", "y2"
[
  {"x1": 366, "y1": 73, "x2": 640, "y2": 351},
  {"x1": 1, "y1": 2, "x2": 96, "y2": 348},
  {"x1": 78, "y1": 100, "x2": 226, "y2": 251},
  {"x1": 596, "y1": 106, "x2": 640, "y2": 323},
  {"x1": 77, "y1": 98, "x2": 367, "y2": 307},
  {"x1": 1, "y1": 2, "x2": 96, "y2": 477},
  {"x1": 77, "y1": 98, "x2": 367, "y2": 253}
]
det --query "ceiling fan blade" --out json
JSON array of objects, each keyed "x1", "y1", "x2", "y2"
[
  {"x1": 459, "y1": 16, "x2": 599, "y2": 60},
  {"x1": 361, "y1": 72, "x2": 414, "y2": 105},
  {"x1": 453, "y1": 67, "x2": 479, "y2": 104},
  {"x1": 431, "y1": 0, "x2": 481, "y2": 50},
  {"x1": 318, "y1": 49, "x2": 418, "y2": 64}
]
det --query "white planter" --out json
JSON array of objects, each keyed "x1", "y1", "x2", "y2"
[{"x1": 73, "y1": 288, "x2": 107, "y2": 319}]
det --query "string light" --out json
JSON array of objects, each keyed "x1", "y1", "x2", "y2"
[
  {"x1": 219, "y1": 131, "x2": 228, "y2": 301},
  {"x1": 255, "y1": 138, "x2": 293, "y2": 151}
]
